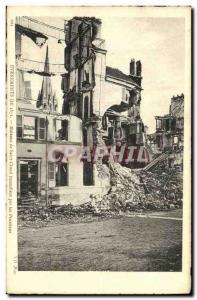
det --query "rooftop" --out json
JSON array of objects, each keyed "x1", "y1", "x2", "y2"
[{"x1": 106, "y1": 66, "x2": 141, "y2": 88}]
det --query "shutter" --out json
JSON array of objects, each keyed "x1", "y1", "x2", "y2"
[
  {"x1": 38, "y1": 118, "x2": 46, "y2": 140},
  {"x1": 24, "y1": 81, "x2": 32, "y2": 99},
  {"x1": 48, "y1": 163, "x2": 55, "y2": 188},
  {"x1": 16, "y1": 115, "x2": 23, "y2": 138},
  {"x1": 35, "y1": 117, "x2": 38, "y2": 140}
]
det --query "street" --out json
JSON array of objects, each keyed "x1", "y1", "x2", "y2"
[{"x1": 18, "y1": 210, "x2": 182, "y2": 272}]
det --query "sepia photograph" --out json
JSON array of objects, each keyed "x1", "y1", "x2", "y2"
[{"x1": 6, "y1": 5, "x2": 191, "y2": 294}]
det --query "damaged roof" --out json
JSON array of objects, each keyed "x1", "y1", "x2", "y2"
[
  {"x1": 106, "y1": 66, "x2": 141, "y2": 88},
  {"x1": 72, "y1": 17, "x2": 102, "y2": 24}
]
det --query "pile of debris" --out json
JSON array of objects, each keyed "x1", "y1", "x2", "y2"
[
  {"x1": 18, "y1": 159, "x2": 183, "y2": 226},
  {"x1": 18, "y1": 201, "x2": 118, "y2": 228},
  {"x1": 103, "y1": 162, "x2": 183, "y2": 212}
]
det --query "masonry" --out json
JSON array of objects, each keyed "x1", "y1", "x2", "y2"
[
  {"x1": 15, "y1": 16, "x2": 148, "y2": 207},
  {"x1": 147, "y1": 94, "x2": 184, "y2": 170}
]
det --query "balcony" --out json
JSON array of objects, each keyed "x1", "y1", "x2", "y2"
[
  {"x1": 16, "y1": 16, "x2": 65, "y2": 42},
  {"x1": 16, "y1": 57, "x2": 66, "y2": 75}
]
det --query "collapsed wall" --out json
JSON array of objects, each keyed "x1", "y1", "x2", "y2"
[
  {"x1": 87, "y1": 160, "x2": 183, "y2": 213},
  {"x1": 18, "y1": 160, "x2": 183, "y2": 227}
]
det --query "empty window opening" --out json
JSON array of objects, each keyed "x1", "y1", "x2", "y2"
[
  {"x1": 55, "y1": 163, "x2": 68, "y2": 187},
  {"x1": 84, "y1": 96, "x2": 89, "y2": 119},
  {"x1": 83, "y1": 162, "x2": 94, "y2": 186}
]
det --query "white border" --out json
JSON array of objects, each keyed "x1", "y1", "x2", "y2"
[{"x1": 1, "y1": 1, "x2": 195, "y2": 299}]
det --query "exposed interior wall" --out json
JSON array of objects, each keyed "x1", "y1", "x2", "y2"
[
  {"x1": 93, "y1": 49, "x2": 106, "y2": 115},
  {"x1": 102, "y1": 81, "x2": 125, "y2": 115}
]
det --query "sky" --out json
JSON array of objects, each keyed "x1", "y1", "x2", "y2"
[
  {"x1": 102, "y1": 17, "x2": 185, "y2": 133},
  {"x1": 22, "y1": 16, "x2": 185, "y2": 133}
]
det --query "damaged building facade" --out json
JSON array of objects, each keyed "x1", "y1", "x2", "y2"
[
  {"x1": 147, "y1": 94, "x2": 184, "y2": 169},
  {"x1": 62, "y1": 17, "x2": 148, "y2": 168},
  {"x1": 16, "y1": 16, "x2": 147, "y2": 207}
]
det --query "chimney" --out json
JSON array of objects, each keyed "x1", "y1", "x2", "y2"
[
  {"x1": 130, "y1": 59, "x2": 135, "y2": 76},
  {"x1": 136, "y1": 60, "x2": 142, "y2": 77}
]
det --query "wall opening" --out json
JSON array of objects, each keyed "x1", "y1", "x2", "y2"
[{"x1": 83, "y1": 162, "x2": 94, "y2": 186}]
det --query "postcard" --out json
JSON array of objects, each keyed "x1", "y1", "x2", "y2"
[{"x1": 6, "y1": 6, "x2": 191, "y2": 294}]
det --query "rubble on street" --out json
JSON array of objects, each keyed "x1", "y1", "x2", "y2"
[
  {"x1": 18, "y1": 155, "x2": 183, "y2": 227},
  {"x1": 102, "y1": 161, "x2": 183, "y2": 212}
]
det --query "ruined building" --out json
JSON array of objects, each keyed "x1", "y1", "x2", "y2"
[
  {"x1": 155, "y1": 94, "x2": 184, "y2": 152},
  {"x1": 147, "y1": 94, "x2": 184, "y2": 169},
  {"x1": 61, "y1": 17, "x2": 147, "y2": 168},
  {"x1": 16, "y1": 16, "x2": 147, "y2": 207},
  {"x1": 16, "y1": 17, "x2": 110, "y2": 207}
]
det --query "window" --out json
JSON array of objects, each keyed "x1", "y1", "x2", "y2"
[
  {"x1": 156, "y1": 135, "x2": 162, "y2": 148},
  {"x1": 17, "y1": 115, "x2": 22, "y2": 138},
  {"x1": 55, "y1": 163, "x2": 68, "y2": 187},
  {"x1": 171, "y1": 119, "x2": 176, "y2": 131},
  {"x1": 55, "y1": 119, "x2": 68, "y2": 140},
  {"x1": 55, "y1": 120, "x2": 62, "y2": 140},
  {"x1": 62, "y1": 120, "x2": 68, "y2": 140},
  {"x1": 122, "y1": 88, "x2": 130, "y2": 103},
  {"x1": 48, "y1": 162, "x2": 68, "y2": 187},
  {"x1": 173, "y1": 136, "x2": 178, "y2": 144},
  {"x1": 166, "y1": 119, "x2": 170, "y2": 131},
  {"x1": 102, "y1": 114, "x2": 108, "y2": 131},
  {"x1": 136, "y1": 122, "x2": 144, "y2": 133},
  {"x1": 84, "y1": 70, "x2": 89, "y2": 83},
  {"x1": 84, "y1": 96, "x2": 89, "y2": 119},
  {"x1": 83, "y1": 162, "x2": 94, "y2": 186},
  {"x1": 83, "y1": 129, "x2": 87, "y2": 146},
  {"x1": 156, "y1": 119, "x2": 162, "y2": 130},
  {"x1": 23, "y1": 116, "x2": 36, "y2": 140},
  {"x1": 24, "y1": 81, "x2": 32, "y2": 99},
  {"x1": 17, "y1": 115, "x2": 48, "y2": 140},
  {"x1": 129, "y1": 134, "x2": 136, "y2": 145},
  {"x1": 38, "y1": 118, "x2": 46, "y2": 140},
  {"x1": 48, "y1": 163, "x2": 55, "y2": 180},
  {"x1": 129, "y1": 90, "x2": 137, "y2": 105},
  {"x1": 108, "y1": 127, "x2": 114, "y2": 140}
]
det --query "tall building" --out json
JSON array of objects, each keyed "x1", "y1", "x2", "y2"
[
  {"x1": 16, "y1": 16, "x2": 148, "y2": 207},
  {"x1": 147, "y1": 94, "x2": 184, "y2": 170},
  {"x1": 62, "y1": 17, "x2": 148, "y2": 168},
  {"x1": 16, "y1": 17, "x2": 110, "y2": 207},
  {"x1": 155, "y1": 94, "x2": 184, "y2": 152}
]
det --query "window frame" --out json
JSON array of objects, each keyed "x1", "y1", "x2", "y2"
[
  {"x1": 38, "y1": 117, "x2": 46, "y2": 140},
  {"x1": 23, "y1": 115, "x2": 37, "y2": 140},
  {"x1": 156, "y1": 119, "x2": 162, "y2": 130},
  {"x1": 83, "y1": 96, "x2": 89, "y2": 119},
  {"x1": 17, "y1": 115, "x2": 23, "y2": 139},
  {"x1": 55, "y1": 162, "x2": 69, "y2": 187},
  {"x1": 17, "y1": 115, "x2": 48, "y2": 141}
]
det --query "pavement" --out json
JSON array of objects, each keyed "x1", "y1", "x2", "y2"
[{"x1": 18, "y1": 209, "x2": 182, "y2": 272}]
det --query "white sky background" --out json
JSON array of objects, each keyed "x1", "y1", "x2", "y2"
[
  {"x1": 22, "y1": 16, "x2": 185, "y2": 133},
  {"x1": 102, "y1": 17, "x2": 185, "y2": 133}
]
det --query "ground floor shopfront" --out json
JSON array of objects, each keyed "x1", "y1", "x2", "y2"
[{"x1": 17, "y1": 142, "x2": 110, "y2": 207}]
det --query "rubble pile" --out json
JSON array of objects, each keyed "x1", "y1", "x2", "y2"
[
  {"x1": 18, "y1": 202, "x2": 117, "y2": 227},
  {"x1": 90, "y1": 161, "x2": 183, "y2": 213},
  {"x1": 18, "y1": 160, "x2": 183, "y2": 227}
]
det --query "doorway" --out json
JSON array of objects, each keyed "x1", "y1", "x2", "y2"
[{"x1": 19, "y1": 159, "x2": 39, "y2": 198}]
